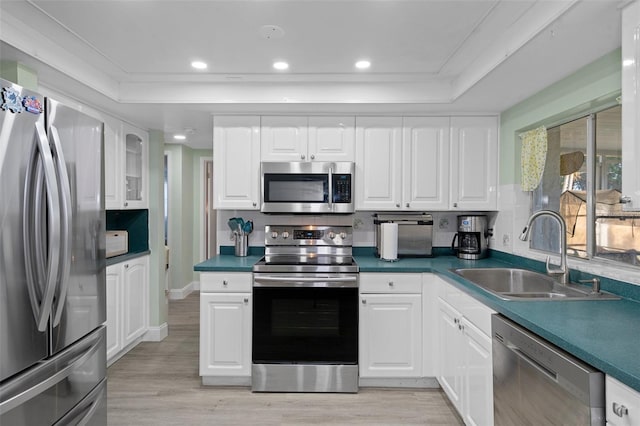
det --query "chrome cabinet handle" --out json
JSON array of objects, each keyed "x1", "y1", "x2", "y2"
[
  {"x1": 223, "y1": 280, "x2": 228, "y2": 286},
  {"x1": 613, "y1": 402, "x2": 629, "y2": 417},
  {"x1": 310, "y1": 154, "x2": 315, "y2": 160},
  {"x1": 252, "y1": 202, "x2": 257, "y2": 207},
  {"x1": 453, "y1": 202, "x2": 458, "y2": 208},
  {"x1": 301, "y1": 154, "x2": 305, "y2": 160},
  {"x1": 243, "y1": 297, "x2": 249, "y2": 304},
  {"x1": 362, "y1": 299, "x2": 367, "y2": 305},
  {"x1": 396, "y1": 203, "x2": 400, "y2": 208},
  {"x1": 388, "y1": 281, "x2": 394, "y2": 287},
  {"x1": 124, "y1": 264, "x2": 129, "y2": 269},
  {"x1": 454, "y1": 318, "x2": 459, "y2": 324},
  {"x1": 406, "y1": 203, "x2": 410, "y2": 208}
]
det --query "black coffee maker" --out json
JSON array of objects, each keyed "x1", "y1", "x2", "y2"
[{"x1": 451, "y1": 215, "x2": 491, "y2": 259}]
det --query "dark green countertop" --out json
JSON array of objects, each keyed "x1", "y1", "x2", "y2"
[
  {"x1": 194, "y1": 251, "x2": 640, "y2": 393},
  {"x1": 194, "y1": 255, "x2": 263, "y2": 272},
  {"x1": 106, "y1": 250, "x2": 150, "y2": 267}
]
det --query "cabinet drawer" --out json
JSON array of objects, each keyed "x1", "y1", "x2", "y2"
[
  {"x1": 200, "y1": 272, "x2": 252, "y2": 292},
  {"x1": 606, "y1": 376, "x2": 640, "y2": 426},
  {"x1": 360, "y1": 273, "x2": 422, "y2": 293}
]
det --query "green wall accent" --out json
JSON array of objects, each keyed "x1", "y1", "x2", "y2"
[
  {"x1": 106, "y1": 209, "x2": 149, "y2": 253},
  {"x1": 165, "y1": 144, "x2": 196, "y2": 290},
  {"x1": 0, "y1": 61, "x2": 38, "y2": 89},
  {"x1": 500, "y1": 49, "x2": 622, "y2": 185},
  {"x1": 148, "y1": 129, "x2": 168, "y2": 328}
]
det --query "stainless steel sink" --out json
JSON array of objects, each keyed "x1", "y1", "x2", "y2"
[{"x1": 451, "y1": 268, "x2": 620, "y2": 301}]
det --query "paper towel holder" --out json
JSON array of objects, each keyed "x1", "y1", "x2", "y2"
[{"x1": 380, "y1": 222, "x2": 399, "y2": 262}]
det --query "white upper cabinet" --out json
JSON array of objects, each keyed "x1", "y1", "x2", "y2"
[
  {"x1": 308, "y1": 116, "x2": 355, "y2": 162},
  {"x1": 123, "y1": 124, "x2": 148, "y2": 209},
  {"x1": 356, "y1": 116, "x2": 452, "y2": 211},
  {"x1": 213, "y1": 116, "x2": 261, "y2": 210},
  {"x1": 402, "y1": 117, "x2": 450, "y2": 210},
  {"x1": 450, "y1": 116, "x2": 498, "y2": 210},
  {"x1": 355, "y1": 117, "x2": 403, "y2": 210},
  {"x1": 622, "y1": 1, "x2": 640, "y2": 210},
  {"x1": 105, "y1": 120, "x2": 148, "y2": 210},
  {"x1": 261, "y1": 116, "x2": 309, "y2": 161},
  {"x1": 104, "y1": 115, "x2": 123, "y2": 209},
  {"x1": 261, "y1": 116, "x2": 355, "y2": 162}
]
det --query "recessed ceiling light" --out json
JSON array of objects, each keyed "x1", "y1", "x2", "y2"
[
  {"x1": 355, "y1": 60, "x2": 371, "y2": 70},
  {"x1": 273, "y1": 61, "x2": 289, "y2": 70},
  {"x1": 174, "y1": 134, "x2": 186, "y2": 140},
  {"x1": 191, "y1": 61, "x2": 207, "y2": 70}
]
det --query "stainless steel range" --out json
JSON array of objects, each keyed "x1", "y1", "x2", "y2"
[{"x1": 252, "y1": 225, "x2": 359, "y2": 393}]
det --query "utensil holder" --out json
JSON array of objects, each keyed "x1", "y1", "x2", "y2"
[{"x1": 235, "y1": 234, "x2": 248, "y2": 257}]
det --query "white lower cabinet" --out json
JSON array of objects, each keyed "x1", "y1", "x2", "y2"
[
  {"x1": 359, "y1": 273, "x2": 422, "y2": 379},
  {"x1": 199, "y1": 272, "x2": 252, "y2": 383},
  {"x1": 606, "y1": 375, "x2": 640, "y2": 426},
  {"x1": 106, "y1": 255, "x2": 149, "y2": 365},
  {"x1": 436, "y1": 276, "x2": 495, "y2": 426}
]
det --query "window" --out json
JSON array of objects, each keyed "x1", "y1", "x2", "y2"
[{"x1": 530, "y1": 105, "x2": 640, "y2": 266}]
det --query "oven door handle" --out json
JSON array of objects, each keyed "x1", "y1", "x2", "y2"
[{"x1": 253, "y1": 275, "x2": 358, "y2": 288}]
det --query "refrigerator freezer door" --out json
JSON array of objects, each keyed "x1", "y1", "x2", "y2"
[
  {"x1": 0, "y1": 326, "x2": 106, "y2": 425},
  {"x1": 0, "y1": 79, "x2": 48, "y2": 382},
  {"x1": 46, "y1": 99, "x2": 106, "y2": 355}
]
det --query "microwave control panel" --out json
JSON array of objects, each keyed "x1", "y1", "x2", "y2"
[{"x1": 332, "y1": 174, "x2": 352, "y2": 203}]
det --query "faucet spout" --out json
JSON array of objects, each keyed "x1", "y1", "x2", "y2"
[{"x1": 520, "y1": 210, "x2": 569, "y2": 285}]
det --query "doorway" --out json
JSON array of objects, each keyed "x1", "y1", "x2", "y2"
[{"x1": 201, "y1": 158, "x2": 216, "y2": 259}]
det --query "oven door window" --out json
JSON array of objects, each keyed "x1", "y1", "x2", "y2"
[
  {"x1": 252, "y1": 287, "x2": 358, "y2": 364},
  {"x1": 263, "y1": 174, "x2": 328, "y2": 203}
]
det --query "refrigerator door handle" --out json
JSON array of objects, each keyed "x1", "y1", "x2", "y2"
[
  {"x1": 22, "y1": 122, "x2": 61, "y2": 332},
  {"x1": 49, "y1": 126, "x2": 72, "y2": 327},
  {"x1": 0, "y1": 327, "x2": 103, "y2": 414}
]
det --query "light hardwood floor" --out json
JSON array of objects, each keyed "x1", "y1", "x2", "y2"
[{"x1": 107, "y1": 292, "x2": 463, "y2": 425}]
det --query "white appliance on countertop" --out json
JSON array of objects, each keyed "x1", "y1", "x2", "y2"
[{"x1": 106, "y1": 230, "x2": 128, "y2": 258}]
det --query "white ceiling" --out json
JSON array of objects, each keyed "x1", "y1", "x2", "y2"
[{"x1": 0, "y1": 0, "x2": 624, "y2": 149}]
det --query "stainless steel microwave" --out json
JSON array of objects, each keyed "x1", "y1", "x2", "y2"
[{"x1": 261, "y1": 161, "x2": 355, "y2": 213}]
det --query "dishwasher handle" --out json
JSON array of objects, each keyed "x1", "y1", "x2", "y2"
[{"x1": 505, "y1": 341, "x2": 558, "y2": 383}]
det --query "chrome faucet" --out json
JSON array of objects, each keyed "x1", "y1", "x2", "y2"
[{"x1": 519, "y1": 210, "x2": 569, "y2": 285}]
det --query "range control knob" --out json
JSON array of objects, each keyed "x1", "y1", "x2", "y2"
[
  {"x1": 270, "y1": 231, "x2": 278, "y2": 239},
  {"x1": 282, "y1": 231, "x2": 290, "y2": 239},
  {"x1": 328, "y1": 231, "x2": 336, "y2": 240},
  {"x1": 340, "y1": 232, "x2": 347, "y2": 240}
]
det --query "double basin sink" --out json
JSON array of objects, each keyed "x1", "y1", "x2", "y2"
[{"x1": 452, "y1": 268, "x2": 620, "y2": 301}]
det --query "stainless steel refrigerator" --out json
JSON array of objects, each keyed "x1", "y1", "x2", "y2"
[{"x1": 0, "y1": 78, "x2": 107, "y2": 425}]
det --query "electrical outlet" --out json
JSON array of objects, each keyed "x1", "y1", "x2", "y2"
[
  {"x1": 439, "y1": 218, "x2": 449, "y2": 230},
  {"x1": 502, "y1": 234, "x2": 511, "y2": 246}
]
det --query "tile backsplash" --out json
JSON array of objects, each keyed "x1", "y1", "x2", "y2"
[{"x1": 217, "y1": 210, "x2": 498, "y2": 251}]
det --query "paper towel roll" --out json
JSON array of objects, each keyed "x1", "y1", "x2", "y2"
[{"x1": 380, "y1": 222, "x2": 398, "y2": 261}]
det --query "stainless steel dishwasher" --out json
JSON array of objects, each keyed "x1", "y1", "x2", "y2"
[{"x1": 492, "y1": 315, "x2": 605, "y2": 425}]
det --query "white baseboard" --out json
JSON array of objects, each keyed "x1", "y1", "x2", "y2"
[
  {"x1": 202, "y1": 376, "x2": 251, "y2": 387},
  {"x1": 169, "y1": 281, "x2": 199, "y2": 300},
  {"x1": 359, "y1": 377, "x2": 440, "y2": 388},
  {"x1": 143, "y1": 322, "x2": 169, "y2": 342}
]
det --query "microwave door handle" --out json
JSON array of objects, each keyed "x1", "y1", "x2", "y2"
[{"x1": 328, "y1": 167, "x2": 333, "y2": 211}]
